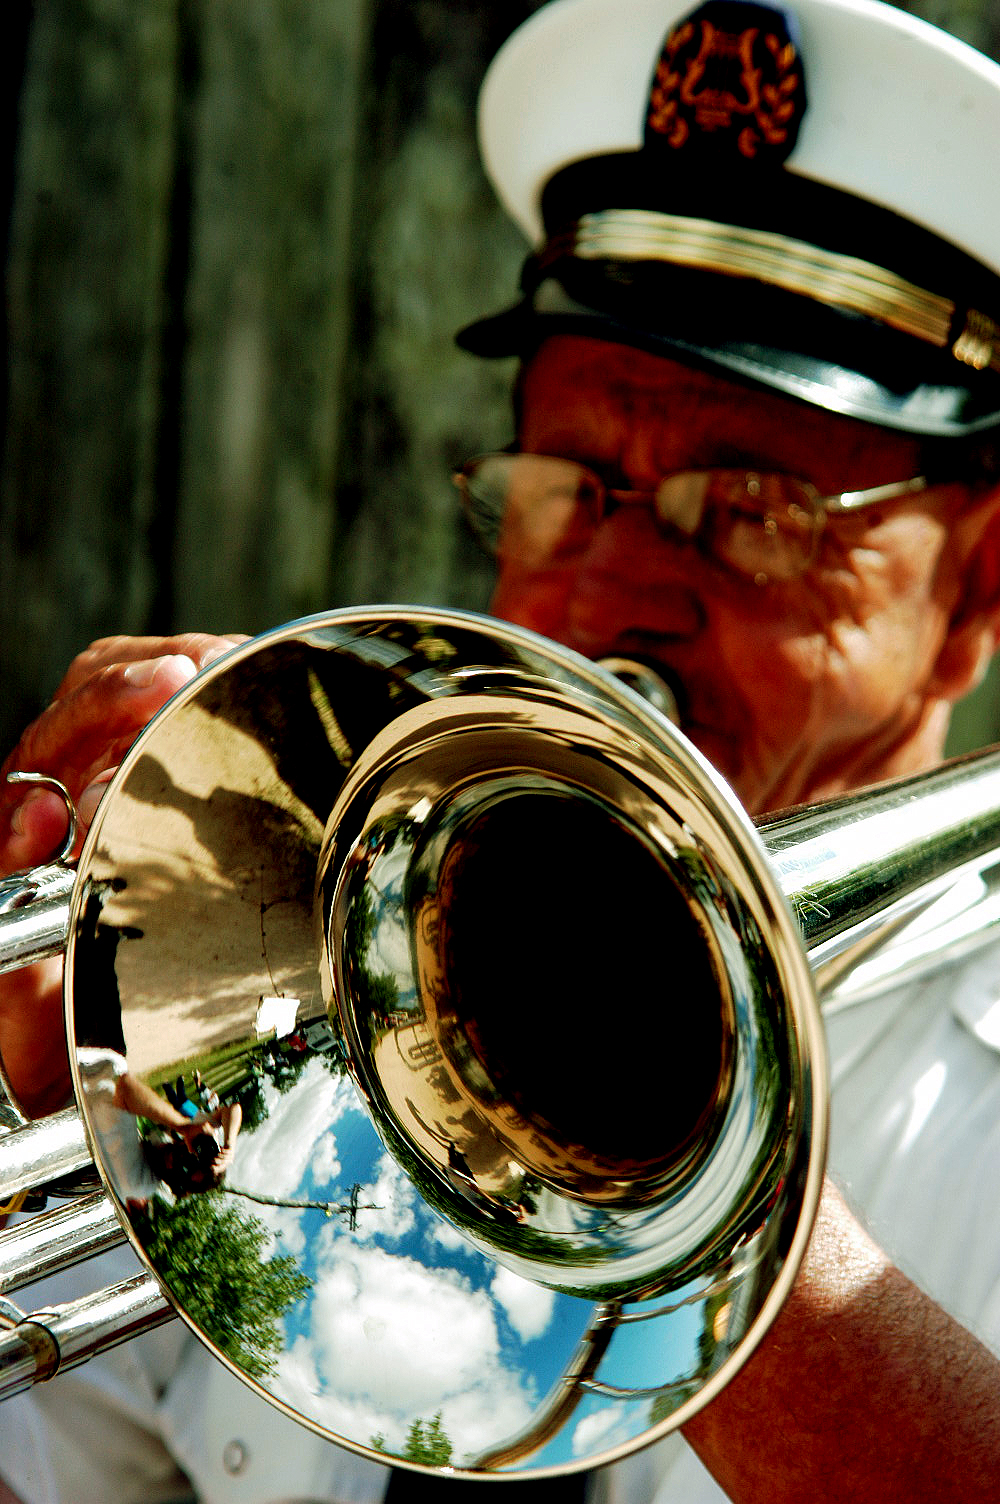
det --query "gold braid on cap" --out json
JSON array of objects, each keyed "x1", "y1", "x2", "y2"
[{"x1": 534, "y1": 209, "x2": 1000, "y2": 375}]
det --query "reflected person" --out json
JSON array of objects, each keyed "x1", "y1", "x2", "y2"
[{"x1": 78, "y1": 1049, "x2": 242, "y2": 1211}]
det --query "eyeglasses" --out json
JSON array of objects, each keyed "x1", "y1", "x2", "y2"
[{"x1": 453, "y1": 453, "x2": 931, "y2": 584}]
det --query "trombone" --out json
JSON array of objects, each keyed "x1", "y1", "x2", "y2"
[{"x1": 0, "y1": 606, "x2": 998, "y2": 1477}]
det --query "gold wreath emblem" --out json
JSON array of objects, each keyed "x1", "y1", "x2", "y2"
[{"x1": 647, "y1": 21, "x2": 801, "y2": 159}]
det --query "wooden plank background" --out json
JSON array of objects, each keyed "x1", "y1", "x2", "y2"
[{"x1": 3, "y1": 0, "x2": 1000, "y2": 759}]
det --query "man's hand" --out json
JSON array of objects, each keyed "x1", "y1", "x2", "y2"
[
  {"x1": 175, "y1": 1104, "x2": 240, "y2": 1185},
  {"x1": 0, "y1": 633, "x2": 246, "y2": 1117},
  {"x1": 1, "y1": 634, "x2": 245, "y2": 872}
]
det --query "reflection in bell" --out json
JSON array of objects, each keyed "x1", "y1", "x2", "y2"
[
  {"x1": 319, "y1": 675, "x2": 804, "y2": 1298},
  {"x1": 45, "y1": 610, "x2": 824, "y2": 1467},
  {"x1": 427, "y1": 788, "x2": 733, "y2": 1203}
]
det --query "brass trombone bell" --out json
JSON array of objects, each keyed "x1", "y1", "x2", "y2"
[{"x1": 4, "y1": 607, "x2": 831, "y2": 1476}]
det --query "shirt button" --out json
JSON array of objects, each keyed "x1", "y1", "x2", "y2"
[{"x1": 223, "y1": 1440, "x2": 249, "y2": 1475}]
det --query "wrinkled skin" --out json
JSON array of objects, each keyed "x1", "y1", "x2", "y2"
[
  {"x1": 491, "y1": 336, "x2": 1000, "y2": 815},
  {"x1": 0, "y1": 633, "x2": 245, "y2": 1116}
]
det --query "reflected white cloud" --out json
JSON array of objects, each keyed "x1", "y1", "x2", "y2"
[
  {"x1": 310, "y1": 1243, "x2": 501, "y2": 1403},
  {"x1": 236, "y1": 1058, "x2": 354, "y2": 1195},
  {"x1": 426, "y1": 1217, "x2": 469, "y2": 1255},
  {"x1": 254, "y1": 1200, "x2": 312, "y2": 1260},
  {"x1": 352, "y1": 1153, "x2": 418, "y2": 1244},
  {"x1": 571, "y1": 1404, "x2": 635, "y2": 1458},
  {"x1": 273, "y1": 1338, "x2": 396, "y2": 1457},
  {"x1": 367, "y1": 847, "x2": 413, "y2": 982},
  {"x1": 221, "y1": 1061, "x2": 359, "y2": 1258},
  {"x1": 272, "y1": 1238, "x2": 538, "y2": 1455},
  {"x1": 490, "y1": 1266, "x2": 555, "y2": 1342}
]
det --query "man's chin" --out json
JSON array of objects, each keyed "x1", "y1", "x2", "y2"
[
  {"x1": 678, "y1": 724, "x2": 739, "y2": 788},
  {"x1": 673, "y1": 724, "x2": 780, "y2": 818}
]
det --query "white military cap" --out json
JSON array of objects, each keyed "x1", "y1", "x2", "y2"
[{"x1": 458, "y1": 0, "x2": 1000, "y2": 439}]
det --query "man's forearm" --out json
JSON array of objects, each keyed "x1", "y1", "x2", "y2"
[
  {"x1": 220, "y1": 1101, "x2": 242, "y2": 1145},
  {"x1": 114, "y1": 1070, "x2": 201, "y2": 1131},
  {"x1": 682, "y1": 1180, "x2": 1000, "y2": 1502}
]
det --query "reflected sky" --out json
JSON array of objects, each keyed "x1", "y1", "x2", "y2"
[
  {"x1": 224, "y1": 1058, "x2": 589, "y2": 1462},
  {"x1": 215, "y1": 1055, "x2": 745, "y2": 1469}
]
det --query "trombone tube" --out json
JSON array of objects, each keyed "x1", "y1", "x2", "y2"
[
  {"x1": 0, "y1": 866, "x2": 76, "y2": 976},
  {"x1": 0, "y1": 1272, "x2": 171, "y2": 1399},
  {"x1": 0, "y1": 1192, "x2": 124, "y2": 1294},
  {"x1": 759, "y1": 746, "x2": 1000, "y2": 954},
  {"x1": 0, "y1": 1109, "x2": 92, "y2": 1202}
]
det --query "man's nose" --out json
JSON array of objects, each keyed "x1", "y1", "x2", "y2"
[{"x1": 566, "y1": 506, "x2": 708, "y2": 649}]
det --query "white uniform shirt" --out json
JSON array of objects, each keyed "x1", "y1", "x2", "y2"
[{"x1": 3, "y1": 934, "x2": 1000, "y2": 1504}]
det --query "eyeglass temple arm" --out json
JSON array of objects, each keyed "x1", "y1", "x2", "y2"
[{"x1": 823, "y1": 475, "x2": 929, "y2": 515}]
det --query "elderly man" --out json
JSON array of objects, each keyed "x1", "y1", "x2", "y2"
[
  {"x1": 2, "y1": 1, "x2": 1000, "y2": 1501},
  {"x1": 449, "y1": 0, "x2": 1000, "y2": 1494}
]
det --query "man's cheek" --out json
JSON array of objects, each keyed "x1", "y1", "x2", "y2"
[{"x1": 490, "y1": 565, "x2": 574, "y2": 640}]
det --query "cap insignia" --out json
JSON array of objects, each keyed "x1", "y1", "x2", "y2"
[{"x1": 645, "y1": 1, "x2": 807, "y2": 165}]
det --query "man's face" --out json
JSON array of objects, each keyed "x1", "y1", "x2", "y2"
[{"x1": 489, "y1": 335, "x2": 975, "y2": 814}]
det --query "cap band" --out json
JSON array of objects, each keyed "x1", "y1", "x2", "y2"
[{"x1": 531, "y1": 209, "x2": 999, "y2": 375}]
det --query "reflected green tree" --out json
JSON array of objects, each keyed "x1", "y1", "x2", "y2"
[
  {"x1": 649, "y1": 1378, "x2": 700, "y2": 1428},
  {"x1": 237, "y1": 1077, "x2": 269, "y2": 1132},
  {"x1": 366, "y1": 970, "x2": 401, "y2": 1014},
  {"x1": 345, "y1": 887, "x2": 400, "y2": 1017},
  {"x1": 403, "y1": 1411, "x2": 452, "y2": 1465},
  {"x1": 347, "y1": 884, "x2": 378, "y2": 956},
  {"x1": 320, "y1": 1049, "x2": 350, "y2": 1083},
  {"x1": 134, "y1": 1192, "x2": 311, "y2": 1378},
  {"x1": 370, "y1": 1411, "x2": 453, "y2": 1465},
  {"x1": 262, "y1": 1046, "x2": 312, "y2": 1095}
]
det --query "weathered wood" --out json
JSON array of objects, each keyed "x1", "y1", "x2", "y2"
[
  {"x1": 2, "y1": 0, "x2": 180, "y2": 741},
  {"x1": 171, "y1": 0, "x2": 375, "y2": 634},
  {"x1": 331, "y1": 1, "x2": 533, "y2": 613},
  {"x1": 1, "y1": 1, "x2": 536, "y2": 754},
  {"x1": 2, "y1": 0, "x2": 999, "y2": 759}
]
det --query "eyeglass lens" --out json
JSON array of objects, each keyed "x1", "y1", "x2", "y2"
[{"x1": 458, "y1": 455, "x2": 821, "y2": 581}]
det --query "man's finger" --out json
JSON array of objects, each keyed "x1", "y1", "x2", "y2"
[
  {"x1": 1, "y1": 786, "x2": 73, "y2": 872},
  {"x1": 4, "y1": 654, "x2": 199, "y2": 795},
  {"x1": 52, "y1": 634, "x2": 246, "y2": 700}
]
